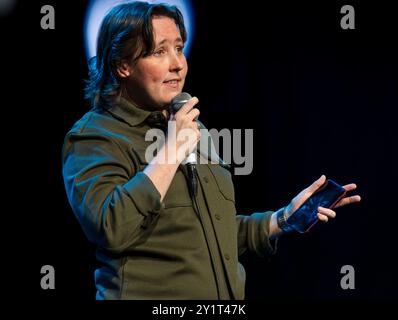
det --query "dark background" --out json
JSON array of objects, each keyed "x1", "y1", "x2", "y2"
[{"x1": 2, "y1": 0, "x2": 397, "y2": 301}]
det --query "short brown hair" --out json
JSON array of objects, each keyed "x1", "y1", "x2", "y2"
[{"x1": 85, "y1": 1, "x2": 187, "y2": 108}]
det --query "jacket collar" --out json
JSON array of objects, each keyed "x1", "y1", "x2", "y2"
[{"x1": 106, "y1": 96, "x2": 152, "y2": 127}]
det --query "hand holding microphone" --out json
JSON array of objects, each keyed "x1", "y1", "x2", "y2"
[
  {"x1": 168, "y1": 92, "x2": 201, "y2": 165},
  {"x1": 142, "y1": 93, "x2": 201, "y2": 202},
  {"x1": 169, "y1": 92, "x2": 201, "y2": 198}
]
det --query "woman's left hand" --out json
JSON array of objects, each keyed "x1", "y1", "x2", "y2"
[{"x1": 285, "y1": 175, "x2": 361, "y2": 223}]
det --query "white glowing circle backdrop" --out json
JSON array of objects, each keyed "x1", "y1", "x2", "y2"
[{"x1": 84, "y1": 0, "x2": 195, "y2": 61}]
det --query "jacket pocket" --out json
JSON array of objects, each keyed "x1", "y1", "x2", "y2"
[
  {"x1": 207, "y1": 165, "x2": 235, "y2": 203},
  {"x1": 162, "y1": 169, "x2": 192, "y2": 208}
]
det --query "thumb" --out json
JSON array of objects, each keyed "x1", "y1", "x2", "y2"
[{"x1": 307, "y1": 175, "x2": 326, "y2": 193}]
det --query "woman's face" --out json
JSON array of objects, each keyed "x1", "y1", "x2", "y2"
[{"x1": 122, "y1": 16, "x2": 188, "y2": 110}]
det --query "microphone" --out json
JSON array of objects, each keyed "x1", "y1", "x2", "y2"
[
  {"x1": 170, "y1": 92, "x2": 204, "y2": 129},
  {"x1": 170, "y1": 92, "x2": 198, "y2": 165},
  {"x1": 170, "y1": 92, "x2": 192, "y2": 113},
  {"x1": 170, "y1": 92, "x2": 198, "y2": 197}
]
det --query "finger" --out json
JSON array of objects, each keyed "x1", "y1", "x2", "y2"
[
  {"x1": 185, "y1": 108, "x2": 200, "y2": 122},
  {"x1": 307, "y1": 175, "x2": 327, "y2": 194},
  {"x1": 317, "y1": 212, "x2": 328, "y2": 223},
  {"x1": 343, "y1": 183, "x2": 357, "y2": 192},
  {"x1": 188, "y1": 124, "x2": 201, "y2": 141},
  {"x1": 318, "y1": 207, "x2": 336, "y2": 218},
  {"x1": 287, "y1": 175, "x2": 327, "y2": 215},
  {"x1": 288, "y1": 176, "x2": 325, "y2": 213},
  {"x1": 334, "y1": 195, "x2": 361, "y2": 208},
  {"x1": 177, "y1": 97, "x2": 199, "y2": 115},
  {"x1": 292, "y1": 175, "x2": 326, "y2": 202}
]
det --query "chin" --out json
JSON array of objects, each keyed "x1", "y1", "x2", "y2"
[
  {"x1": 165, "y1": 91, "x2": 182, "y2": 103},
  {"x1": 153, "y1": 97, "x2": 175, "y2": 110}
]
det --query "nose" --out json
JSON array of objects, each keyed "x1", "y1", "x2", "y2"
[{"x1": 169, "y1": 51, "x2": 184, "y2": 72}]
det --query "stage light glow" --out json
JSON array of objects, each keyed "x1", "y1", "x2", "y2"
[{"x1": 84, "y1": 0, "x2": 195, "y2": 61}]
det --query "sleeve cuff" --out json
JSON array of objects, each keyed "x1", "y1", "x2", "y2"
[
  {"x1": 123, "y1": 172, "x2": 163, "y2": 216},
  {"x1": 248, "y1": 211, "x2": 278, "y2": 259}
]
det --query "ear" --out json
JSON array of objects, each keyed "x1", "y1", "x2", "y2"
[{"x1": 116, "y1": 61, "x2": 132, "y2": 78}]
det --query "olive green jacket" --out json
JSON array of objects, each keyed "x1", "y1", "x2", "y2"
[{"x1": 62, "y1": 97, "x2": 276, "y2": 300}]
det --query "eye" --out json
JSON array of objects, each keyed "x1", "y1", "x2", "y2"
[
  {"x1": 153, "y1": 48, "x2": 166, "y2": 56},
  {"x1": 176, "y1": 45, "x2": 184, "y2": 54}
]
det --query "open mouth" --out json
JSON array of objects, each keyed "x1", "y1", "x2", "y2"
[{"x1": 163, "y1": 79, "x2": 180, "y2": 88}]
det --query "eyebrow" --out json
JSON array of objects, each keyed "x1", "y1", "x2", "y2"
[{"x1": 156, "y1": 37, "x2": 183, "y2": 46}]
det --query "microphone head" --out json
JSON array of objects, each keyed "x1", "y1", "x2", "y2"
[{"x1": 170, "y1": 92, "x2": 192, "y2": 114}]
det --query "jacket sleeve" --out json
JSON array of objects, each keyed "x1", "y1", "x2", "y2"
[
  {"x1": 236, "y1": 211, "x2": 278, "y2": 258},
  {"x1": 62, "y1": 131, "x2": 162, "y2": 254}
]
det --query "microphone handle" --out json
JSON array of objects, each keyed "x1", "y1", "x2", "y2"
[{"x1": 186, "y1": 163, "x2": 198, "y2": 197}]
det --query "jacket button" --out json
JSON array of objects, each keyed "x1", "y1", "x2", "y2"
[
  {"x1": 225, "y1": 254, "x2": 230, "y2": 260},
  {"x1": 215, "y1": 214, "x2": 221, "y2": 220},
  {"x1": 203, "y1": 176, "x2": 209, "y2": 183}
]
